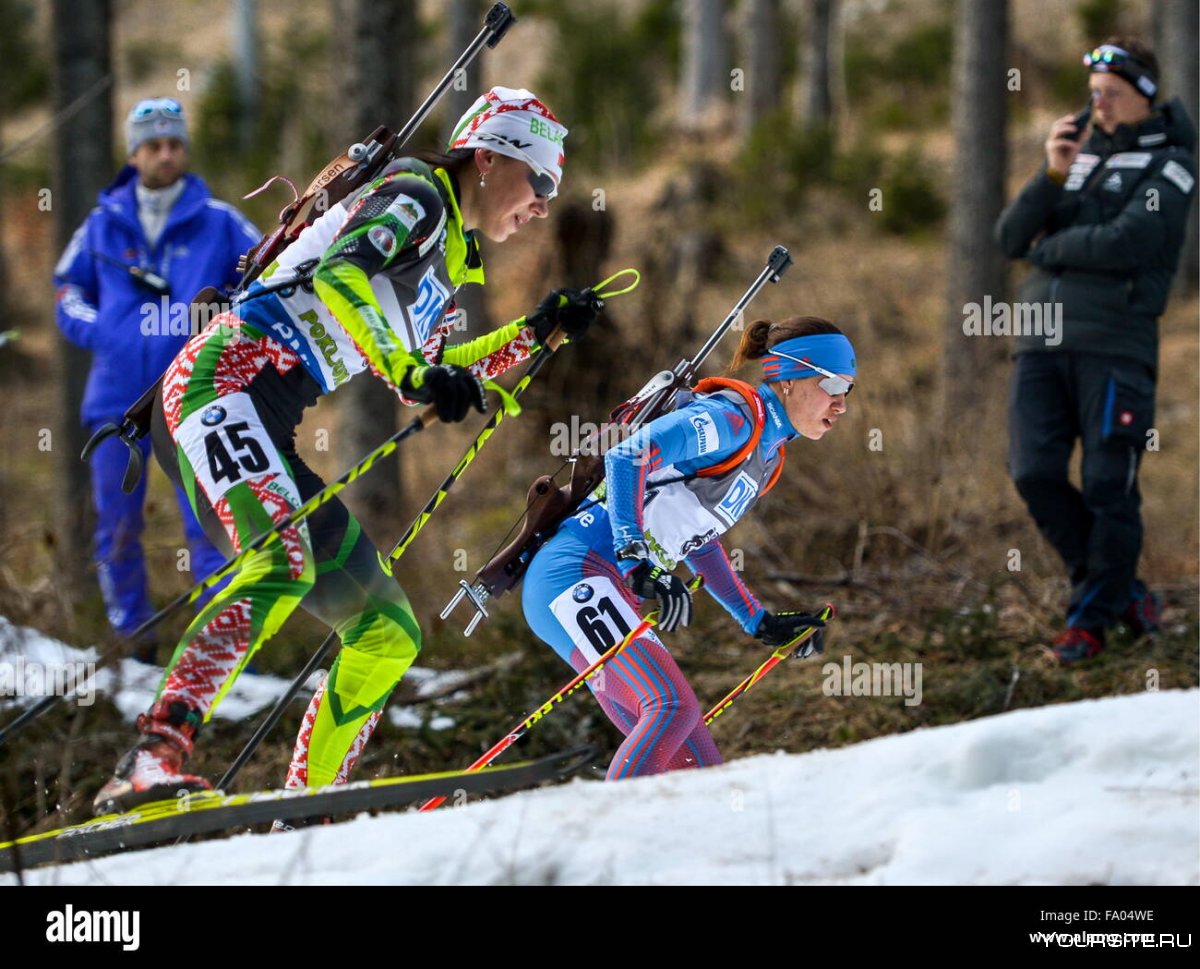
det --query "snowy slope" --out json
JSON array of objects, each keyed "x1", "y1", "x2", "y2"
[
  {"x1": 6, "y1": 688, "x2": 1197, "y2": 886},
  {"x1": 0, "y1": 616, "x2": 460, "y2": 728}
]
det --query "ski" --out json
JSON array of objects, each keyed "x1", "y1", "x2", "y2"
[{"x1": 0, "y1": 745, "x2": 595, "y2": 874}]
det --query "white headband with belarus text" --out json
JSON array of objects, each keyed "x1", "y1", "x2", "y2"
[{"x1": 448, "y1": 86, "x2": 567, "y2": 183}]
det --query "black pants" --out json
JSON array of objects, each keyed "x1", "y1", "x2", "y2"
[{"x1": 1008, "y1": 351, "x2": 1155, "y2": 631}]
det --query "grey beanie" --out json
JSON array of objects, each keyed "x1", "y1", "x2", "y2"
[{"x1": 125, "y1": 98, "x2": 189, "y2": 155}]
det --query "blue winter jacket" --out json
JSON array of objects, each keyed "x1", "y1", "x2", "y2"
[{"x1": 53, "y1": 166, "x2": 260, "y2": 425}]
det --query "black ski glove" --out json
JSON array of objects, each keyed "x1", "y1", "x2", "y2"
[
  {"x1": 529, "y1": 288, "x2": 603, "y2": 347},
  {"x1": 399, "y1": 364, "x2": 486, "y2": 424},
  {"x1": 756, "y1": 610, "x2": 826, "y2": 657},
  {"x1": 624, "y1": 560, "x2": 693, "y2": 633}
]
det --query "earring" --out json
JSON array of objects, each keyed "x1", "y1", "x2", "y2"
[{"x1": 479, "y1": 173, "x2": 487, "y2": 189}]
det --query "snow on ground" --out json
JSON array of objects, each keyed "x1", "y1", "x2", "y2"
[
  {"x1": 7, "y1": 687, "x2": 1197, "y2": 886},
  {"x1": 0, "y1": 617, "x2": 458, "y2": 728}
]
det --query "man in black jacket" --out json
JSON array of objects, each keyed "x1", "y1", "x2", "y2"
[{"x1": 995, "y1": 38, "x2": 1196, "y2": 663}]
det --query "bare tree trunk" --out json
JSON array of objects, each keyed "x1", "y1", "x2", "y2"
[
  {"x1": 536, "y1": 200, "x2": 618, "y2": 428},
  {"x1": 680, "y1": 0, "x2": 729, "y2": 129},
  {"x1": 442, "y1": 0, "x2": 489, "y2": 337},
  {"x1": 802, "y1": 0, "x2": 836, "y2": 130},
  {"x1": 0, "y1": 82, "x2": 6, "y2": 342},
  {"x1": 442, "y1": 0, "x2": 483, "y2": 148},
  {"x1": 332, "y1": 0, "x2": 416, "y2": 541},
  {"x1": 739, "y1": 0, "x2": 782, "y2": 137},
  {"x1": 1157, "y1": 0, "x2": 1198, "y2": 294},
  {"x1": 943, "y1": 0, "x2": 1008, "y2": 433},
  {"x1": 232, "y1": 0, "x2": 259, "y2": 152},
  {"x1": 51, "y1": 0, "x2": 112, "y2": 600}
]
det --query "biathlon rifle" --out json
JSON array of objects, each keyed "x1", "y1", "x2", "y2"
[
  {"x1": 442, "y1": 245, "x2": 793, "y2": 635},
  {"x1": 80, "y1": 2, "x2": 518, "y2": 490}
]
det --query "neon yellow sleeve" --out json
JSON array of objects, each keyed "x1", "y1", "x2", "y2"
[
  {"x1": 441, "y1": 319, "x2": 546, "y2": 380},
  {"x1": 441, "y1": 321, "x2": 523, "y2": 368}
]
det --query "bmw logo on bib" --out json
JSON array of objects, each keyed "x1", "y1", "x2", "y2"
[
  {"x1": 572, "y1": 583, "x2": 594, "y2": 603},
  {"x1": 200, "y1": 405, "x2": 227, "y2": 427}
]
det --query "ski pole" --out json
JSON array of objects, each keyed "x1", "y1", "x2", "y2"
[
  {"x1": 212, "y1": 638, "x2": 334, "y2": 795},
  {"x1": 420, "y1": 575, "x2": 703, "y2": 812},
  {"x1": 703, "y1": 603, "x2": 836, "y2": 726},
  {"x1": 211, "y1": 273, "x2": 641, "y2": 791},
  {"x1": 167, "y1": 636, "x2": 340, "y2": 846},
  {"x1": 418, "y1": 619, "x2": 651, "y2": 813},
  {"x1": 386, "y1": 270, "x2": 639, "y2": 566}
]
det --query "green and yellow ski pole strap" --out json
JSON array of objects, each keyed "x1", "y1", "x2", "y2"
[
  {"x1": 703, "y1": 602, "x2": 837, "y2": 727},
  {"x1": 420, "y1": 569, "x2": 699, "y2": 812},
  {"x1": 385, "y1": 269, "x2": 640, "y2": 567}
]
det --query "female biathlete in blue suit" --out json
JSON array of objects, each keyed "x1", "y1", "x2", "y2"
[{"x1": 522, "y1": 316, "x2": 857, "y2": 779}]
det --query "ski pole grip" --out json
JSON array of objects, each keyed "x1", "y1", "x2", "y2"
[
  {"x1": 541, "y1": 327, "x2": 569, "y2": 353},
  {"x1": 485, "y1": 3, "x2": 517, "y2": 47}
]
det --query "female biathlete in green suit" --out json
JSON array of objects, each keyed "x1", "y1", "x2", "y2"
[{"x1": 95, "y1": 87, "x2": 599, "y2": 814}]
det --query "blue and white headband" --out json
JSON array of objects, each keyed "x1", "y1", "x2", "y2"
[{"x1": 761, "y1": 333, "x2": 857, "y2": 384}]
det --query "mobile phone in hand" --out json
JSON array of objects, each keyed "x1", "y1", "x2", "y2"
[{"x1": 1067, "y1": 103, "x2": 1092, "y2": 143}]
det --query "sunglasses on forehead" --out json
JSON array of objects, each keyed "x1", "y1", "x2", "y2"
[
  {"x1": 769, "y1": 349, "x2": 855, "y2": 396},
  {"x1": 476, "y1": 133, "x2": 558, "y2": 199},
  {"x1": 132, "y1": 98, "x2": 184, "y2": 120},
  {"x1": 1081, "y1": 44, "x2": 1158, "y2": 99},
  {"x1": 1082, "y1": 46, "x2": 1141, "y2": 69}
]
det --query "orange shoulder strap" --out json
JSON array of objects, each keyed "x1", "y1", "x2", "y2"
[
  {"x1": 691, "y1": 377, "x2": 787, "y2": 488},
  {"x1": 761, "y1": 446, "x2": 786, "y2": 496},
  {"x1": 691, "y1": 377, "x2": 766, "y2": 478}
]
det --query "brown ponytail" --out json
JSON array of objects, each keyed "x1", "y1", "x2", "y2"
[{"x1": 727, "y1": 316, "x2": 843, "y2": 372}]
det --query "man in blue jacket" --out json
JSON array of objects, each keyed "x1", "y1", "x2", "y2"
[
  {"x1": 54, "y1": 98, "x2": 260, "y2": 661},
  {"x1": 995, "y1": 40, "x2": 1196, "y2": 663}
]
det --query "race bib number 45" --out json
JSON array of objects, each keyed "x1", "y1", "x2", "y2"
[{"x1": 175, "y1": 392, "x2": 290, "y2": 503}]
